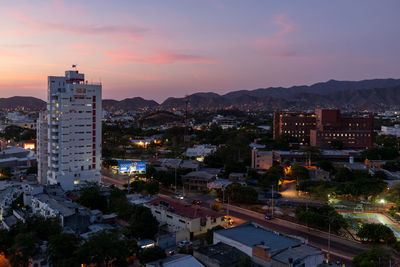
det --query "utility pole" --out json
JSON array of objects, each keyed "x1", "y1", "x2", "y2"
[
  {"x1": 175, "y1": 167, "x2": 177, "y2": 193},
  {"x1": 328, "y1": 220, "x2": 331, "y2": 263},
  {"x1": 271, "y1": 185, "x2": 274, "y2": 217}
]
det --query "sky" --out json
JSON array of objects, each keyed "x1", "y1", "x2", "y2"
[{"x1": 0, "y1": 0, "x2": 399, "y2": 102}]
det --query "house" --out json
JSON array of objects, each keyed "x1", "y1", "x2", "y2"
[
  {"x1": 144, "y1": 196, "x2": 225, "y2": 239},
  {"x1": 213, "y1": 222, "x2": 324, "y2": 267},
  {"x1": 146, "y1": 254, "x2": 204, "y2": 267},
  {"x1": 183, "y1": 171, "x2": 215, "y2": 192}
]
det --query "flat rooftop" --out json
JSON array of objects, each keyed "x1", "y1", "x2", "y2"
[{"x1": 214, "y1": 222, "x2": 301, "y2": 253}]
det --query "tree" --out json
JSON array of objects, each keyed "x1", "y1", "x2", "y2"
[
  {"x1": 78, "y1": 182, "x2": 107, "y2": 212},
  {"x1": 295, "y1": 205, "x2": 348, "y2": 234},
  {"x1": 47, "y1": 233, "x2": 81, "y2": 267},
  {"x1": 8, "y1": 232, "x2": 41, "y2": 267},
  {"x1": 206, "y1": 225, "x2": 224, "y2": 244},
  {"x1": 300, "y1": 146, "x2": 322, "y2": 162},
  {"x1": 238, "y1": 256, "x2": 252, "y2": 267},
  {"x1": 1, "y1": 167, "x2": 12, "y2": 179},
  {"x1": 352, "y1": 248, "x2": 390, "y2": 267},
  {"x1": 356, "y1": 223, "x2": 396, "y2": 244},
  {"x1": 26, "y1": 165, "x2": 37, "y2": 175},
  {"x1": 291, "y1": 165, "x2": 310, "y2": 181},
  {"x1": 223, "y1": 183, "x2": 258, "y2": 204},
  {"x1": 145, "y1": 180, "x2": 159, "y2": 195},
  {"x1": 77, "y1": 230, "x2": 130, "y2": 267},
  {"x1": 361, "y1": 147, "x2": 398, "y2": 160},
  {"x1": 334, "y1": 167, "x2": 353, "y2": 182},
  {"x1": 259, "y1": 165, "x2": 284, "y2": 189},
  {"x1": 317, "y1": 160, "x2": 335, "y2": 173},
  {"x1": 128, "y1": 205, "x2": 159, "y2": 239},
  {"x1": 137, "y1": 246, "x2": 166, "y2": 264},
  {"x1": 102, "y1": 159, "x2": 119, "y2": 168}
]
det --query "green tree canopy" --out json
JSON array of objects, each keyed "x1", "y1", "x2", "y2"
[
  {"x1": 352, "y1": 248, "x2": 390, "y2": 267},
  {"x1": 128, "y1": 205, "x2": 159, "y2": 239},
  {"x1": 356, "y1": 223, "x2": 396, "y2": 244},
  {"x1": 78, "y1": 182, "x2": 108, "y2": 212},
  {"x1": 291, "y1": 165, "x2": 310, "y2": 181},
  {"x1": 46, "y1": 233, "x2": 81, "y2": 267},
  {"x1": 137, "y1": 246, "x2": 166, "y2": 264},
  {"x1": 77, "y1": 230, "x2": 130, "y2": 267}
]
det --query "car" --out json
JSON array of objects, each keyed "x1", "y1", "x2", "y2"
[
  {"x1": 224, "y1": 216, "x2": 233, "y2": 225},
  {"x1": 192, "y1": 200, "x2": 202, "y2": 205},
  {"x1": 265, "y1": 214, "x2": 273, "y2": 220},
  {"x1": 178, "y1": 240, "x2": 192, "y2": 248},
  {"x1": 174, "y1": 195, "x2": 184, "y2": 200}
]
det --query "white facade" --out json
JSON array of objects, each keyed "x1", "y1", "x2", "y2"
[
  {"x1": 251, "y1": 149, "x2": 273, "y2": 170},
  {"x1": 186, "y1": 144, "x2": 216, "y2": 158},
  {"x1": 37, "y1": 111, "x2": 48, "y2": 185},
  {"x1": 381, "y1": 125, "x2": 400, "y2": 137},
  {"x1": 38, "y1": 69, "x2": 102, "y2": 190}
]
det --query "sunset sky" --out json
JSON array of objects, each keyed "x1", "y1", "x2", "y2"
[{"x1": 0, "y1": 0, "x2": 399, "y2": 102}]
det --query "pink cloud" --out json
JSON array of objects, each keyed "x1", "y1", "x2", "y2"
[
  {"x1": 68, "y1": 43, "x2": 96, "y2": 56},
  {"x1": 255, "y1": 13, "x2": 299, "y2": 58},
  {"x1": 12, "y1": 13, "x2": 149, "y2": 40},
  {"x1": 106, "y1": 48, "x2": 216, "y2": 65}
]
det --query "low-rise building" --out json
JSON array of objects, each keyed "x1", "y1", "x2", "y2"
[
  {"x1": 213, "y1": 222, "x2": 324, "y2": 267},
  {"x1": 186, "y1": 145, "x2": 217, "y2": 161},
  {"x1": 0, "y1": 146, "x2": 36, "y2": 172},
  {"x1": 145, "y1": 196, "x2": 225, "y2": 238},
  {"x1": 147, "y1": 254, "x2": 204, "y2": 267},
  {"x1": 194, "y1": 242, "x2": 249, "y2": 267},
  {"x1": 30, "y1": 192, "x2": 90, "y2": 233},
  {"x1": 183, "y1": 171, "x2": 215, "y2": 192},
  {"x1": 251, "y1": 149, "x2": 273, "y2": 170},
  {"x1": 381, "y1": 125, "x2": 400, "y2": 136}
]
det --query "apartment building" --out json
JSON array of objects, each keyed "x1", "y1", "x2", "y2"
[{"x1": 37, "y1": 68, "x2": 102, "y2": 190}]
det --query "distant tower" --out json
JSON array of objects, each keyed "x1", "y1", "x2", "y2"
[
  {"x1": 37, "y1": 67, "x2": 102, "y2": 190},
  {"x1": 184, "y1": 95, "x2": 190, "y2": 145}
]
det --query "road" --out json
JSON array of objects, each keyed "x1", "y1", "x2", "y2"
[
  {"x1": 224, "y1": 204, "x2": 367, "y2": 266},
  {"x1": 161, "y1": 190, "x2": 369, "y2": 266}
]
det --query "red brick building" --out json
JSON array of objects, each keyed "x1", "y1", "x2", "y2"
[
  {"x1": 273, "y1": 112, "x2": 316, "y2": 145},
  {"x1": 274, "y1": 109, "x2": 374, "y2": 149}
]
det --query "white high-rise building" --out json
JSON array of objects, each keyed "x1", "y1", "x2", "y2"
[{"x1": 37, "y1": 68, "x2": 102, "y2": 190}]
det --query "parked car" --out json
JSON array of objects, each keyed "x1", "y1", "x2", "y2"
[
  {"x1": 178, "y1": 240, "x2": 192, "y2": 248},
  {"x1": 265, "y1": 214, "x2": 274, "y2": 220},
  {"x1": 192, "y1": 200, "x2": 202, "y2": 205},
  {"x1": 174, "y1": 194, "x2": 184, "y2": 200}
]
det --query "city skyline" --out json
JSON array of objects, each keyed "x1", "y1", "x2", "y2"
[{"x1": 1, "y1": 0, "x2": 400, "y2": 102}]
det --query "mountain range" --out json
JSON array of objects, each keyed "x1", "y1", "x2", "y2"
[{"x1": 1, "y1": 79, "x2": 400, "y2": 111}]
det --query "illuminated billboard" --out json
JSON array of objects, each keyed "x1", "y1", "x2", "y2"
[
  {"x1": 24, "y1": 143, "x2": 35, "y2": 150},
  {"x1": 118, "y1": 160, "x2": 146, "y2": 174}
]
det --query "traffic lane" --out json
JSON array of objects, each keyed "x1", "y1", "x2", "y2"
[{"x1": 227, "y1": 210, "x2": 359, "y2": 266}]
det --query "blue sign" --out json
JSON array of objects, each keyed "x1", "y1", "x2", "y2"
[{"x1": 118, "y1": 160, "x2": 146, "y2": 173}]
